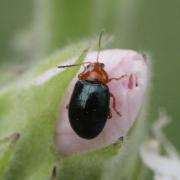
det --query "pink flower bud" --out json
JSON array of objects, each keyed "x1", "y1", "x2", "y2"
[{"x1": 55, "y1": 49, "x2": 149, "y2": 155}]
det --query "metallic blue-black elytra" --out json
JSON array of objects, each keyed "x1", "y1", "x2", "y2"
[{"x1": 68, "y1": 80, "x2": 110, "y2": 139}]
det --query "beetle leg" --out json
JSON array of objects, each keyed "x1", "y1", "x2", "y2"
[
  {"x1": 109, "y1": 92, "x2": 121, "y2": 117},
  {"x1": 107, "y1": 108, "x2": 112, "y2": 119},
  {"x1": 108, "y1": 74, "x2": 127, "y2": 83}
]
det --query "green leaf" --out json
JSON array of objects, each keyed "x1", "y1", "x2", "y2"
[
  {"x1": 0, "y1": 133, "x2": 20, "y2": 176},
  {"x1": 0, "y1": 40, "x2": 89, "y2": 179}
]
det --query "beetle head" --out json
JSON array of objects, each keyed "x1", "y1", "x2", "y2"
[{"x1": 78, "y1": 62, "x2": 109, "y2": 83}]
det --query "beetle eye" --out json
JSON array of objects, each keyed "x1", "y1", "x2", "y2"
[{"x1": 86, "y1": 64, "x2": 91, "y2": 69}]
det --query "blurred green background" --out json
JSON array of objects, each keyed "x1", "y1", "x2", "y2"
[{"x1": 0, "y1": 0, "x2": 180, "y2": 151}]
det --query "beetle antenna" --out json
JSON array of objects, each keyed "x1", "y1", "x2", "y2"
[
  {"x1": 57, "y1": 64, "x2": 81, "y2": 68},
  {"x1": 57, "y1": 61, "x2": 91, "y2": 68},
  {"x1": 96, "y1": 31, "x2": 103, "y2": 63}
]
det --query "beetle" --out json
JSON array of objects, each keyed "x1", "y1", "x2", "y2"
[{"x1": 58, "y1": 32, "x2": 126, "y2": 139}]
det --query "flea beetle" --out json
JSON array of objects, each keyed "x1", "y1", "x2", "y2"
[{"x1": 58, "y1": 32, "x2": 126, "y2": 139}]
